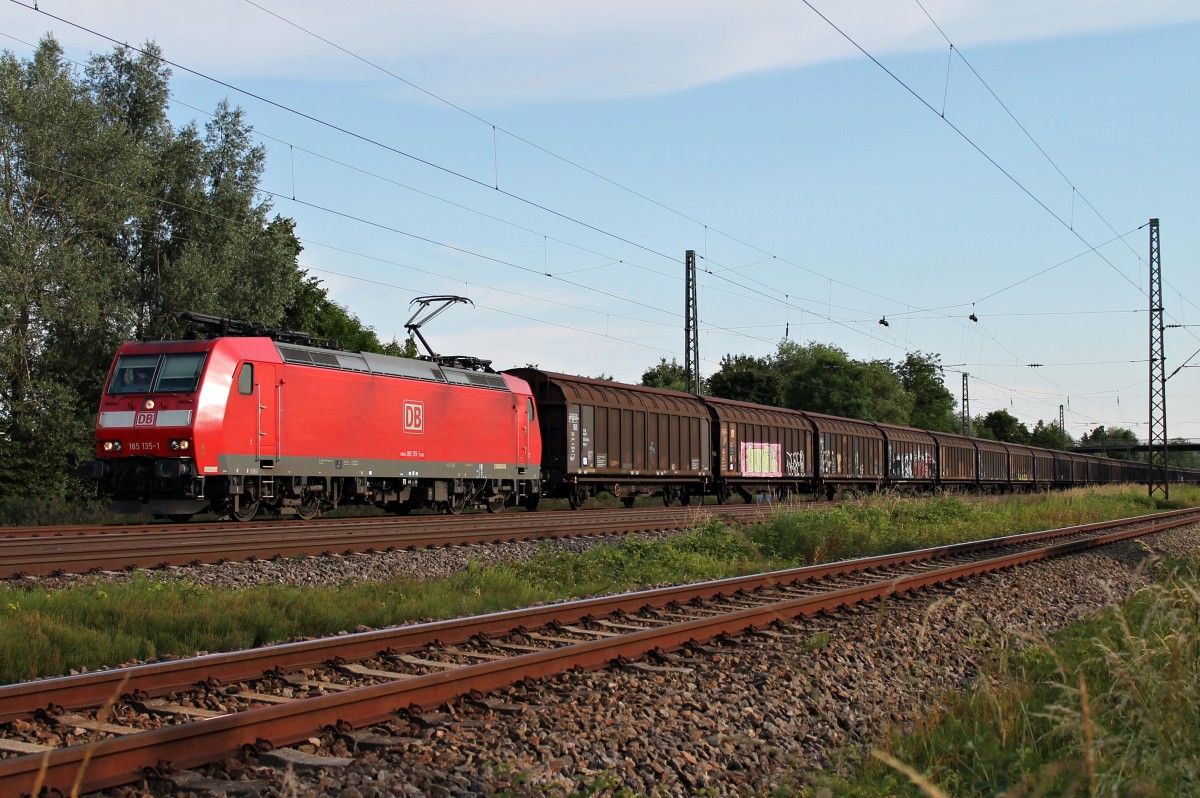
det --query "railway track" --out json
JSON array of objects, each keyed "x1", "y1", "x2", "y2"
[
  {"x1": 0, "y1": 505, "x2": 783, "y2": 579},
  {"x1": 1, "y1": 507, "x2": 1196, "y2": 796}
]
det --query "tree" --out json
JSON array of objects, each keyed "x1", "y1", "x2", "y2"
[
  {"x1": 708, "y1": 353, "x2": 780, "y2": 406},
  {"x1": 281, "y1": 273, "x2": 400, "y2": 354},
  {"x1": 1166, "y1": 440, "x2": 1200, "y2": 469},
  {"x1": 1078, "y1": 425, "x2": 1139, "y2": 458},
  {"x1": 641, "y1": 357, "x2": 694, "y2": 393},
  {"x1": 779, "y1": 343, "x2": 912, "y2": 422},
  {"x1": 0, "y1": 36, "x2": 386, "y2": 504},
  {"x1": 978, "y1": 410, "x2": 1031, "y2": 443},
  {"x1": 895, "y1": 351, "x2": 957, "y2": 432},
  {"x1": 1, "y1": 38, "x2": 141, "y2": 498},
  {"x1": 1029, "y1": 420, "x2": 1073, "y2": 451}
]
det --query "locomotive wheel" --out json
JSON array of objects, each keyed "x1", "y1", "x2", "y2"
[
  {"x1": 295, "y1": 494, "x2": 320, "y2": 521},
  {"x1": 446, "y1": 495, "x2": 468, "y2": 515},
  {"x1": 486, "y1": 495, "x2": 506, "y2": 514},
  {"x1": 231, "y1": 498, "x2": 260, "y2": 523}
]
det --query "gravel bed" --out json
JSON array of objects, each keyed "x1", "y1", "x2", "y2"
[{"x1": 90, "y1": 522, "x2": 1200, "y2": 798}]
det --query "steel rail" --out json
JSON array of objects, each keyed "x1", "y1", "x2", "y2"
[
  {"x1": 0, "y1": 508, "x2": 1196, "y2": 795},
  {"x1": 0, "y1": 507, "x2": 1194, "y2": 724},
  {"x1": 0, "y1": 505, "x2": 776, "y2": 578},
  {"x1": 0, "y1": 504, "x2": 792, "y2": 539}
]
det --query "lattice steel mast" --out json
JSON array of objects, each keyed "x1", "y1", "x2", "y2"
[
  {"x1": 960, "y1": 373, "x2": 970, "y2": 435},
  {"x1": 1148, "y1": 219, "x2": 1168, "y2": 499},
  {"x1": 685, "y1": 250, "x2": 701, "y2": 394}
]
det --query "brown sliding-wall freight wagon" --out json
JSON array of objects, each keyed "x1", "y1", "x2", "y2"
[{"x1": 506, "y1": 369, "x2": 711, "y2": 507}]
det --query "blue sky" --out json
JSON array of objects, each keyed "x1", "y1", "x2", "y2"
[{"x1": 5, "y1": 1, "x2": 1199, "y2": 440}]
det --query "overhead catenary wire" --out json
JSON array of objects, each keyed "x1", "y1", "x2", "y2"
[{"x1": 6, "y1": 4, "x2": 1193, "y2": 435}]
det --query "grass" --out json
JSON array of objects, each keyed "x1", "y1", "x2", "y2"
[
  {"x1": 0, "y1": 520, "x2": 765, "y2": 683},
  {"x1": 810, "y1": 554, "x2": 1200, "y2": 797},
  {"x1": 0, "y1": 486, "x2": 1195, "y2": 686},
  {"x1": 748, "y1": 486, "x2": 1190, "y2": 565}
]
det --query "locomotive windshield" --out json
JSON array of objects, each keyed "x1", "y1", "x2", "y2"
[{"x1": 109, "y1": 352, "x2": 206, "y2": 394}]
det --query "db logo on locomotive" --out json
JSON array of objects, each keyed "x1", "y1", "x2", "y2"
[
  {"x1": 134, "y1": 411, "x2": 157, "y2": 427},
  {"x1": 403, "y1": 401, "x2": 423, "y2": 433}
]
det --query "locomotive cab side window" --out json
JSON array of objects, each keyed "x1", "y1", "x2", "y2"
[
  {"x1": 109, "y1": 352, "x2": 207, "y2": 394},
  {"x1": 238, "y1": 363, "x2": 254, "y2": 395},
  {"x1": 526, "y1": 397, "x2": 535, "y2": 422},
  {"x1": 156, "y1": 353, "x2": 206, "y2": 392},
  {"x1": 109, "y1": 354, "x2": 161, "y2": 394}
]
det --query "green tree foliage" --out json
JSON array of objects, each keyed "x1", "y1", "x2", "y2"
[
  {"x1": 895, "y1": 351, "x2": 957, "y2": 432},
  {"x1": 1029, "y1": 420, "x2": 1073, "y2": 451},
  {"x1": 707, "y1": 353, "x2": 780, "y2": 406},
  {"x1": 0, "y1": 37, "x2": 388, "y2": 503},
  {"x1": 705, "y1": 341, "x2": 940, "y2": 427},
  {"x1": 280, "y1": 273, "x2": 406, "y2": 355},
  {"x1": 779, "y1": 342, "x2": 873, "y2": 420},
  {"x1": 1166, "y1": 439, "x2": 1200, "y2": 469},
  {"x1": 977, "y1": 410, "x2": 1031, "y2": 443},
  {"x1": 1078, "y1": 425, "x2": 1139, "y2": 458},
  {"x1": 640, "y1": 357, "x2": 694, "y2": 393}
]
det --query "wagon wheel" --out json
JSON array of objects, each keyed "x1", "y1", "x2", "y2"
[
  {"x1": 521, "y1": 494, "x2": 541, "y2": 512},
  {"x1": 679, "y1": 489, "x2": 696, "y2": 506},
  {"x1": 230, "y1": 497, "x2": 259, "y2": 523},
  {"x1": 621, "y1": 495, "x2": 636, "y2": 508},
  {"x1": 568, "y1": 487, "x2": 587, "y2": 510},
  {"x1": 486, "y1": 495, "x2": 506, "y2": 514},
  {"x1": 295, "y1": 493, "x2": 321, "y2": 521},
  {"x1": 715, "y1": 486, "x2": 732, "y2": 505},
  {"x1": 391, "y1": 502, "x2": 413, "y2": 516},
  {"x1": 662, "y1": 485, "x2": 679, "y2": 507}
]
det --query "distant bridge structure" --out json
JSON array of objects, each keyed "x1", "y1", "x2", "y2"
[{"x1": 1073, "y1": 438, "x2": 1200, "y2": 455}]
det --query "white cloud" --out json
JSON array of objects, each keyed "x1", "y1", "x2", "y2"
[{"x1": 11, "y1": 0, "x2": 1200, "y2": 105}]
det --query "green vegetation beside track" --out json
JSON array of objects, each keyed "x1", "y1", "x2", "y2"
[
  {"x1": 809, "y1": 554, "x2": 1200, "y2": 798},
  {"x1": 0, "y1": 486, "x2": 1196, "y2": 687}
]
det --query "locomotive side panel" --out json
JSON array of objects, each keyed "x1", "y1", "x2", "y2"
[{"x1": 85, "y1": 337, "x2": 539, "y2": 517}]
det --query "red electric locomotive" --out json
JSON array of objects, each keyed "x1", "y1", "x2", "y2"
[{"x1": 78, "y1": 310, "x2": 541, "y2": 521}]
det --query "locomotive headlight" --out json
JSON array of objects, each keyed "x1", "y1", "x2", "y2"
[
  {"x1": 102, "y1": 440, "x2": 122, "y2": 452},
  {"x1": 169, "y1": 439, "x2": 191, "y2": 452},
  {"x1": 143, "y1": 399, "x2": 156, "y2": 410}
]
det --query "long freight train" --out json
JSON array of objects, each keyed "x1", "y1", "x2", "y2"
[{"x1": 79, "y1": 331, "x2": 1200, "y2": 520}]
